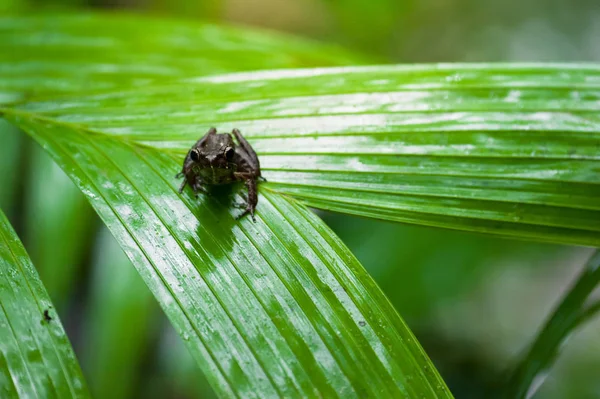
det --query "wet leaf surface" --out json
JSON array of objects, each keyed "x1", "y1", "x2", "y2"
[{"x1": 0, "y1": 208, "x2": 89, "y2": 398}]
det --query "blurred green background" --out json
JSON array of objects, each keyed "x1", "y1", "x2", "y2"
[{"x1": 1, "y1": 0, "x2": 599, "y2": 398}]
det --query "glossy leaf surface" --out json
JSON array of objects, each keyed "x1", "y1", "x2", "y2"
[
  {"x1": 0, "y1": 208, "x2": 89, "y2": 398},
  {"x1": 2, "y1": 114, "x2": 451, "y2": 398},
  {"x1": 9, "y1": 64, "x2": 600, "y2": 246}
]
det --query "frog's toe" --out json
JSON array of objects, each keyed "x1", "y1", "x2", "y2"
[
  {"x1": 178, "y1": 180, "x2": 188, "y2": 194},
  {"x1": 233, "y1": 201, "x2": 247, "y2": 209},
  {"x1": 234, "y1": 208, "x2": 248, "y2": 220},
  {"x1": 233, "y1": 205, "x2": 256, "y2": 222},
  {"x1": 193, "y1": 183, "x2": 210, "y2": 196}
]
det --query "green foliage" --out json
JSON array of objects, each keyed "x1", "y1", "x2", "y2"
[
  {"x1": 1, "y1": 12, "x2": 599, "y2": 398},
  {"x1": 0, "y1": 13, "x2": 363, "y2": 101},
  {"x1": 82, "y1": 228, "x2": 156, "y2": 399},
  {"x1": 5, "y1": 64, "x2": 600, "y2": 246},
  {"x1": 1, "y1": 14, "x2": 455, "y2": 398},
  {"x1": 504, "y1": 250, "x2": 600, "y2": 399},
  {"x1": 0, "y1": 208, "x2": 89, "y2": 397},
  {"x1": 2, "y1": 111, "x2": 454, "y2": 396},
  {"x1": 24, "y1": 146, "x2": 95, "y2": 308},
  {"x1": 0, "y1": 121, "x2": 21, "y2": 218}
]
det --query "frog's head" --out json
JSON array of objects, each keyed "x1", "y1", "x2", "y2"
[{"x1": 189, "y1": 128, "x2": 236, "y2": 170}]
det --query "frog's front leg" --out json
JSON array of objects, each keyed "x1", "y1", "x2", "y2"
[
  {"x1": 178, "y1": 175, "x2": 189, "y2": 193},
  {"x1": 179, "y1": 173, "x2": 208, "y2": 197},
  {"x1": 192, "y1": 180, "x2": 210, "y2": 197},
  {"x1": 234, "y1": 172, "x2": 258, "y2": 221},
  {"x1": 232, "y1": 129, "x2": 261, "y2": 176},
  {"x1": 244, "y1": 178, "x2": 258, "y2": 220}
]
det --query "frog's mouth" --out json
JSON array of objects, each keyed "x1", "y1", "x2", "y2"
[{"x1": 193, "y1": 163, "x2": 237, "y2": 185}]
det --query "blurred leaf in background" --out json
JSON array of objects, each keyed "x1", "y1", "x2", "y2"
[
  {"x1": 82, "y1": 227, "x2": 158, "y2": 399},
  {"x1": 503, "y1": 250, "x2": 600, "y2": 398},
  {"x1": 323, "y1": 0, "x2": 414, "y2": 58},
  {"x1": 150, "y1": 325, "x2": 217, "y2": 399},
  {"x1": 324, "y1": 216, "x2": 566, "y2": 321},
  {"x1": 0, "y1": 120, "x2": 22, "y2": 222},
  {"x1": 0, "y1": 13, "x2": 363, "y2": 100},
  {"x1": 24, "y1": 145, "x2": 96, "y2": 310},
  {"x1": 147, "y1": 0, "x2": 221, "y2": 20},
  {"x1": 538, "y1": 316, "x2": 600, "y2": 398}
]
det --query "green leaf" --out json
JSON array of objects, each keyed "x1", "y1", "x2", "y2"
[
  {"x1": 0, "y1": 13, "x2": 364, "y2": 102},
  {"x1": 7, "y1": 64, "x2": 600, "y2": 246},
  {"x1": 503, "y1": 250, "x2": 600, "y2": 399},
  {"x1": 0, "y1": 207, "x2": 89, "y2": 398},
  {"x1": 3, "y1": 115, "x2": 451, "y2": 397}
]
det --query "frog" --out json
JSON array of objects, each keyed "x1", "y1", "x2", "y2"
[{"x1": 177, "y1": 127, "x2": 262, "y2": 221}]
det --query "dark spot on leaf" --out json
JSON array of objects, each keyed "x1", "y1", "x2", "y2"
[
  {"x1": 358, "y1": 320, "x2": 366, "y2": 327},
  {"x1": 42, "y1": 309, "x2": 53, "y2": 324}
]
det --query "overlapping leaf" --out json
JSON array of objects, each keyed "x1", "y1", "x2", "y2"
[
  {"x1": 4, "y1": 16, "x2": 364, "y2": 391},
  {"x1": 1, "y1": 14, "x2": 455, "y2": 398},
  {"x1": 0, "y1": 208, "x2": 89, "y2": 398},
  {"x1": 9, "y1": 64, "x2": 600, "y2": 245},
  {"x1": 3, "y1": 12, "x2": 598, "y2": 398}
]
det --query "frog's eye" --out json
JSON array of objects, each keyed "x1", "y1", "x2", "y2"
[
  {"x1": 225, "y1": 147, "x2": 235, "y2": 160},
  {"x1": 190, "y1": 149, "x2": 201, "y2": 161}
]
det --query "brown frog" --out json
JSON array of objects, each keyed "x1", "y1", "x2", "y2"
[{"x1": 177, "y1": 127, "x2": 262, "y2": 220}]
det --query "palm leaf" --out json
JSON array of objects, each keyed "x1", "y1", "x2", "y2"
[
  {"x1": 0, "y1": 114, "x2": 450, "y2": 397},
  {"x1": 503, "y1": 250, "x2": 600, "y2": 399},
  {"x1": 7, "y1": 64, "x2": 600, "y2": 246},
  {"x1": 2, "y1": 14, "x2": 453, "y2": 397},
  {"x1": 3, "y1": 13, "x2": 599, "y2": 398},
  {"x1": 0, "y1": 208, "x2": 89, "y2": 397}
]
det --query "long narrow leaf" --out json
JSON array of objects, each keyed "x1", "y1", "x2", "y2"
[
  {"x1": 0, "y1": 208, "x2": 89, "y2": 397},
  {"x1": 3, "y1": 115, "x2": 451, "y2": 397},
  {"x1": 503, "y1": 250, "x2": 600, "y2": 399},
  {"x1": 7, "y1": 64, "x2": 600, "y2": 246}
]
